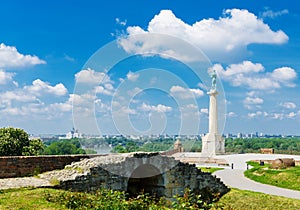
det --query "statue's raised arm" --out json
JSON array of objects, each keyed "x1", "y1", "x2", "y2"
[{"x1": 210, "y1": 69, "x2": 217, "y2": 91}]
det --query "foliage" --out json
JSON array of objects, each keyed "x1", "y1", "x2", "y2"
[
  {"x1": 172, "y1": 188, "x2": 213, "y2": 209},
  {"x1": 244, "y1": 161, "x2": 300, "y2": 191},
  {"x1": 45, "y1": 188, "x2": 214, "y2": 209},
  {"x1": 45, "y1": 188, "x2": 167, "y2": 209},
  {"x1": 0, "y1": 127, "x2": 44, "y2": 156},
  {"x1": 42, "y1": 139, "x2": 86, "y2": 155},
  {"x1": 22, "y1": 138, "x2": 45, "y2": 156},
  {"x1": 1, "y1": 187, "x2": 300, "y2": 210},
  {"x1": 111, "y1": 141, "x2": 139, "y2": 153},
  {"x1": 225, "y1": 137, "x2": 300, "y2": 154}
]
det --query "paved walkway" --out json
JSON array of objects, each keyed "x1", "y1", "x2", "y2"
[
  {"x1": 213, "y1": 154, "x2": 300, "y2": 199},
  {"x1": 0, "y1": 177, "x2": 51, "y2": 190}
]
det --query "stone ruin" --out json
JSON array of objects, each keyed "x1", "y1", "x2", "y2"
[
  {"x1": 271, "y1": 158, "x2": 295, "y2": 169},
  {"x1": 40, "y1": 152, "x2": 229, "y2": 202}
]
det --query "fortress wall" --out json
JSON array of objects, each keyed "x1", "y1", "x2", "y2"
[{"x1": 0, "y1": 154, "x2": 105, "y2": 178}]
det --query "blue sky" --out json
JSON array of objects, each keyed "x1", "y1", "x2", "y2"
[{"x1": 0, "y1": 0, "x2": 299, "y2": 135}]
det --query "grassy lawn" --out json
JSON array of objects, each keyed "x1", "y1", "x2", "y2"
[
  {"x1": 1, "y1": 187, "x2": 300, "y2": 209},
  {"x1": 245, "y1": 161, "x2": 300, "y2": 191},
  {"x1": 0, "y1": 188, "x2": 68, "y2": 210},
  {"x1": 199, "y1": 167, "x2": 224, "y2": 173},
  {"x1": 213, "y1": 188, "x2": 300, "y2": 210}
]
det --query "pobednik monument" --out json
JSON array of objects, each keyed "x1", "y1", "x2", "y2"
[{"x1": 201, "y1": 70, "x2": 225, "y2": 157}]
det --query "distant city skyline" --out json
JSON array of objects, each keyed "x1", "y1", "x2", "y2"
[{"x1": 0, "y1": 1, "x2": 299, "y2": 135}]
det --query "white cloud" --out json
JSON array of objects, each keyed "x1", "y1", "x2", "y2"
[
  {"x1": 94, "y1": 85, "x2": 113, "y2": 96},
  {"x1": 214, "y1": 61, "x2": 297, "y2": 90},
  {"x1": 0, "y1": 43, "x2": 46, "y2": 68},
  {"x1": 115, "y1": 18, "x2": 127, "y2": 26},
  {"x1": 244, "y1": 96, "x2": 264, "y2": 105},
  {"x1": 64, "y1": 54, "x2": 75, "y2": 62},
  {"x1": 200, "y1": 108, "x2": 208, "y2": 114},
  {"x1": 272, "y1": 113, "x2": 285, "y2": 120},
  {"x1": 286, "y1": 112, "x2": 296, "y2": 119},
  {"x1": 119, "y1": 9, "x2": 288, "y2": 62},
  {"x1": 280, "y1": 102, "x2": 296, "y2": 109},
  {"x1": 25, "y1": 79, "x2": 68, "y2": 96},
  {"x1": 261, "y1": 9, "x2": 289, "y2": 19},
  {"x1": 248, "y1": 111, "x2": 263, "y2": 118},
  {"x1": 170, "y1": 85, "x2": 204, "y2": 99},
  {"x1": 0, "y1": 70, "x2": 14, "y2": 84},
  {"x1": 126, "y1": 71, "x2": 139, "y2": 81},
  {"x1": 0, "y1": 90, "x2": 37, "y2": 106},
  {"x1": 270, "y1": 67, "x2": 297, "y2": 87},
  {"x1": 227, "y1": 112, "x2": 237, "y2": 117},
  {"x1": 75, "y1": 68, "x2": 111, "y2": 84},
  {"x1": 140, "y1": 102, "x2": 172, "y2": 113}
]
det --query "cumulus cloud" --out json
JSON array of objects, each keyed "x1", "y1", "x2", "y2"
[
  {"x1": 25, "y1": 79, "x2": 68, "y2": 96},
  {"x1": 0, "y1": 78, "x2": 69, "y2": 119},
  {"x1": 213, "y1": 61, "x2": 297, "y2": 90},
  {"x1": 286, "y1": 112, "x2": 296, "y2": 119},
  {"x1": 248, "y1": 111, "x2": 268, "y2": 118},
  {"x1": 170, "y1": 85, "x2": 204, "y2": 99},
  {"x1": 0, "y1": 70, "x2": 14, "y2": 84},
  {"x1": 244, "y1": 96, "x2": 264, "y2": 105},
  {"x1": 0, "y1": 43, "x2": 46, "y2": 68},
  {"x1": 280, "y1": 102, "x2": 296, "y2": 109},
  {"x1": 94, "y1": 85, "x2": 114, "y2": 96},
  {"x1": 126, "y1": 71, "x2": 139, "y2": 81},
  {"x1": 227, "y1": 112, "x2": 237, "y2": 117},
  {"x1": 140, "y1": 102, "x2": 172, "y2": 113},
  {"x1": 75, "y1": 68, "x2": 112, "y2": 84},
  {"x1": 119, "y1": 9, "x2": 288, "y2": 62}
]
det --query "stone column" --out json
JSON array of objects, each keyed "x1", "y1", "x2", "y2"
[
  {"x1": 208, "y1": 91, "x2": 218, "y2": 134},
  {"x1": 201, "y1": 90, "x2": 225, "y2": 157}
]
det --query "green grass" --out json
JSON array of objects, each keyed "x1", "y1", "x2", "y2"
[
  {"x1": 0, "y1": 188, "x2": 68, "y2": 210},
  {"x1": 1, "y1": 187, "x2": 300, "y2": 209},
  {"x1": 213, "y1": 188, "x2": 300, "y2": 210},
  {"x1": 245, "y1": 161, "x2": 300, "y2": 191},
  {"x1": 199, "y1": 167, "x2": 224, "y2": 173}
]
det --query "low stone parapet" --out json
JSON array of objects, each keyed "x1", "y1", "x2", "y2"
[{"x1": 0, "y1": 154, "x2": 105, "y2": 178}]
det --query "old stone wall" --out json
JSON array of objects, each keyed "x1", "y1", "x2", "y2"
[
  {"x1": 40, "y1": 153, "x2": 229, "y2": 202},
  {"x1": 0, "y1": 154, "x2": 104, "y2": 178}
]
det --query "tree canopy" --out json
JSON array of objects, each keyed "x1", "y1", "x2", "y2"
[
  {"x1": 43, "y1": 139, "x2": 86, "y2": 155},
  {"x1": 0, "y1": 127, "x2": 44, "y2": 156}
]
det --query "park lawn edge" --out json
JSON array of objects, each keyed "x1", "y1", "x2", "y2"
[{"x1": 244, "y1": 161, "x2": 300, "y2": 191}]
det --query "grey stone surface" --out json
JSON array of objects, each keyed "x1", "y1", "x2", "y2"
[{"x1": 40, "y1": 152, "x2": 229, "y2": 200}]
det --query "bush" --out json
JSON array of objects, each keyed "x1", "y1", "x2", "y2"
[{"x1": 44, "y1": 188, "x2": 215, "y2": 209}]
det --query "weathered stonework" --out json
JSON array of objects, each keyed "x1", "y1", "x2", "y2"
[
  {"x1": 41, "y1": 152, "x2": 229, "y2": 201},
  {"x1": 0, "y1": 155, "x2": 104, "y2": 178}
]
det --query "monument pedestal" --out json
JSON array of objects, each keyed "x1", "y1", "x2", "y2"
[
  {"x1": 201, "y1": 133, "x2": 224, "y2": 157},
  {"x1": 201, "y1": 90, "x2": 225, "y2": 157}
]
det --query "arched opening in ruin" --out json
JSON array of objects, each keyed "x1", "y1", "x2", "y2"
[{"x1": 127, "y1": 164, "x2": 165, "y2": 198}]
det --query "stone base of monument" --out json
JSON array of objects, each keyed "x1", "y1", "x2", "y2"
[{"x1": 201, "y1": 133, "x2": 225, "y2": 157}]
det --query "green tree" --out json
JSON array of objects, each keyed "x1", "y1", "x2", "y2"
[
  {"x1": 0, "y1": 127, "x2": 44, "y2": 156},
  {"x1": 43, "y1": 139, "x2": 86, "y2": 155},
  {"x1": 22, "y1": 138, "x2": 45, "y2": 156},
  {"x1": 111, "y1": 144, "x2": 127, "y2": 153}
]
